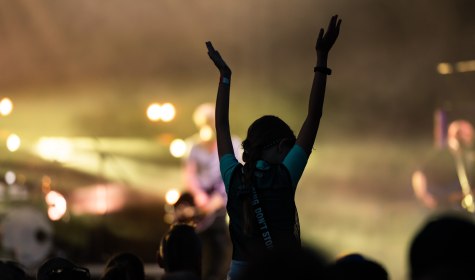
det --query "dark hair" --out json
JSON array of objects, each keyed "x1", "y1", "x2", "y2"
[
  {"x1": 157, "y1": 224, "x2": 202, "y2": 276},
  {"x1": 409, "y1": 212, "x2": 475, "y2": 279},
  {"x1": 326, "y1": 253, "x2": 389, "y2": 280},
  {"x1": 0, "y1": 260, "x2": 27, "y2": 280},
  {"x1": 241, "y1": 115, "x2": 296, "y2": 234},
  {"x1": 242, "y1": 246, "x2": 328, "y2": 280},
  {"x1": 102, "y1": 252, "x2": 145, "y2": 280},
  {"x1": 242, "y1": 115, "x2": 296, "y2": 185},
  {"x1": 37, "y1": 257, "x2": 90, "y2": 280}
]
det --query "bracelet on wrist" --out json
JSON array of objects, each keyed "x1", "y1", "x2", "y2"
[
  {"x1": 314, "y1": 66, "x2": 332, "y2": 75},
  {"x1": 220, "y1": 76, "x2": 231, "y2": 85}
]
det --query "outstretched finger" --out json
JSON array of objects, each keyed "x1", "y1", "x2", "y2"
[
  {"x1": 316, "y1": 28, "x2": 324, "y2": 47},
  {"x1": 206, "y1": 41, "x2": 215, "y2": 52},
  {"x1": 336, "y1": 19, "x2": 342, "y2": 31},
  {"x1": 332, "y1": 15, "x2": 341, "y2": 32},
  {"x1": 318, "y1": 28, "x2": 324, "y2": 40}
]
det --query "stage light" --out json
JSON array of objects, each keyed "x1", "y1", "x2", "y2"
[
  {"x1": 0, "y1": 98, "x2": 13, "y2": 116},
  {"x1": 436, "y1": 63, "x2": 453, "y2": 75},
  {"x1": 36, "y1": 138, "x2": 72, "y2": 162},
  {"x1": 45, "y1": 191, "x2": 67, "y2": 221},
  {"x1": 160, "y1": 103, "x2": 176, "y2": 122},
  {"x1": 193, "y1": 103, "x2": 214, "y2": 128},
  {"x1": 4, "y1": 171, "x2": 16, "y2": 185},
  {"x1": 42, "y1": 176, "x2": 52, "y2": 193},
  {"x1": 70, "y1": 184, "x2": 125, "y2": 215},
  {"x1": 199, "y1": 125, "x2": 214, "y2": 141},
  {"x1": 165, "y1": 189, "x2": 181, "y2": 205},
  {"x1": 170, "y1": 139, "x2": 187, "y2": 158},
  {"x1": 455, "y1": 60, "x2": 475, "y2": 73},
  {"x1": 6, "y1": 134, "x2": 21, "y2": 152},
  {"x1": 147, "y1": 103, "x2": 162, "y2": 121},
  {"x1": 94, "y1": 185, "x2": 108, "y2": 215}
]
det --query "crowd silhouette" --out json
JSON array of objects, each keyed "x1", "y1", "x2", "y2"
[
  {"x1": 6, "y1": 211, "x2": 475, "y2": 279},
  {"x1": 3, "y1": 14, "x2": 475, "y2": 280}
]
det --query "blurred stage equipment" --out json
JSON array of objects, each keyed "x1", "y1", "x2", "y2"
[{"x1": 1, "y1": 207, "x2": 53, "y2": 268}]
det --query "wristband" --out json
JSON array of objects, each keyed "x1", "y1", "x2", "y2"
[
  {"x1": 314, "y1": 66, "x2": 332, "y2": 75},
  {"x1": 220, "y1": 76, "x2": 230, "y2": 85}
]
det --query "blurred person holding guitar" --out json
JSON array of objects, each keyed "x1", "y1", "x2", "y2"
[
  {"x1": 412, "y1": 118, "x2": 475, "y2": 212},
  {"x1": 184, "y1": 103, "x2": 241, "y2": 280}
]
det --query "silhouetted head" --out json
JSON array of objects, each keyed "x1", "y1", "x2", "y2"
[
  {"x1": 325, "y1": 253, "x2": 389, "y2": 280},
  {"x1": 242, "y1": 246, "x2": 328, "y2": 280},
  {"x1": 172, "y1": 192, "x2": 198, "y2": 225},
  {"x1": 102, "y1": 252, "x2": 145, "y2": 280},
  {"x1": 242, "y1": 115, "x2": 296, "y2": 165},
  {"x1": 0, "y1": 260, "x2": 27, "y2": 280},
  {"x1": 193, "y1": 103, "x2": 216, "y2": 142},
  {"x1": 409, "y1": 212, "x2": 475, "y2": 279},
  {"x1": 37, "y1": 257, "x2": 90, "y2": 280},
  {"x1": 157, "y1": 224, "x2": 202, "y2": 276}
]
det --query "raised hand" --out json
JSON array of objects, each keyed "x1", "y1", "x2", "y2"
[
  {"x1": 316, "y1": 15, "x2": 342, "y2": 56},
  {"x1": 206, "y1": 41, "x2": 232, "y2": 78}
]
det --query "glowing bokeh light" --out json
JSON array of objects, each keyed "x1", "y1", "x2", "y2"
[
  {"x1": 160, "y1": 103, "x2": 176, "y2": 122},
  {"x1": 95, "y1": 185, "x2": 108, "y2": 215},
  {"x1": 437, "y1": 63, "x2": 453, "y2": 75},
  {"x1": 0, "y1": 98, "x2": 13, "y2": 116},
  {"x1": 70, "y1": 184, "x2": 125, "y2": 215},
  {"x1": 45, "y1": 191, "x2": 67, "y2": 221},
  {"x1": 4, "y1": 171, "x2": 16, "y2": 185},
  {"x1": 6, "y1": 134, "x2": 21, "y2": 152},
  {"x1": 169, "y1": 139, "x2": 187, "y2": 158},
  {"x1": 193, "y1": 103, "x2": 214, "y2": 128},
  {"x1": 462, "y1": 194, "x2": 475, "y2": 213},
  {"x1": 42, "y1": 176, "x2": 52, "y2": 193},
  {"x1": 165, "y1": 189, "x2": 181, "y2": 205},
  {"x1": 36, "y1": 138, "x2": 73, "y2": 162},
  {"x1": 147, "y1": 103, "x2": 162, "y2": 121},
  {"x1": 456, "y1": 60, "x2": 475, "y2": 73},
  {"x1": 199, "y1": 125, "x2": 214, "y2": 141}
]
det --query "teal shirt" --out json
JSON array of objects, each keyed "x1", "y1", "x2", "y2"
[
  {"x1": 220, "y1": 144, "x2": 310, "y2": 262},
  {"x1": 220, "y1": 144, "x2": 309, "y2": 193}
]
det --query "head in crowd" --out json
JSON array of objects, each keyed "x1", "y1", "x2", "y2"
[
  {"x1": 193, "y1": 102, "x2": 216, "y2": 142},
  {"x1": 325, "y1": 253, "x2": 389, "y2": 280},
  {"x1": 0, "y1": 260, "x2": 27, "y2": 280},
  {"x1": 172, "y1": 192, "x2": 198, "y2": 225},
  {"x1": 241, "y1": 245, "x2": 328, "y2": 280},
  {"x1": 242, "y1": 115, "x2": 296, "y2": 185},
  {"x1": 447, "y1": 120, "x2": 474, "y2": 153},
  {"x1": 409, "y1": 212, "x2": 475, "y2": 280},
  {"x1": 157, "y1": 223, "x2": 202, "y2": 277},
  {"x1": 37, "y1": 257, "x2": 90, "y2": 280},
  {"x1": 101, "y1": 252, "x2": 145, "y2": 280}
]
